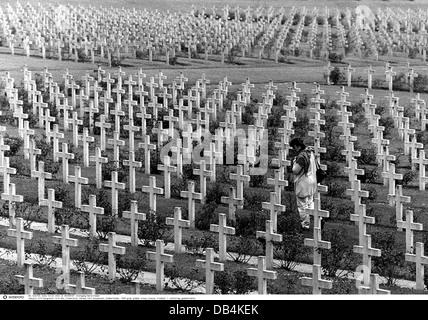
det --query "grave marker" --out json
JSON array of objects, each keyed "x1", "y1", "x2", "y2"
[
  {"x1": 52, "y1": 224, "x2": 78, "y2": 286},
  {"x1": 123, "y1": 151, "x2": 142, "y2": 194},
  {"x1": 56, "y1": 142, "x2": 75, "y2": 184},
  {"x1": 256, "y1": 220, "x2": 282, "y2": 270},
  {"x1": 146, "y1": 239, "x2": 174, "y2": 291},
  {"x1": 412, "y1": 150, "x2": 428, "y2": 191},
  {"x1": 66, "y1": 271, "x2": 95, "y2": 295},
  {"x1": 357, "y1": 273, "x2": 390, "y2": 295},
  {"x1": 229, "y1": 165, "x2": 250, "y2": 209},
  {"x1": 157, "y1": 156, "x2": 177, "y2": 199},
  {"x1": 166, "y1": 207, "x2": 190, "y2": 253},
  {"x1": 397, "y1": 209, "x2": 423, "y2": 253},
  {"x1": 123, "y1": 200, "x2": 146, "y2": 247},
  {"x1": 193, "y1": 160, "x2": 212, "y2": 204},
  {"x1": 382, "y1": 163, "x2": 403, "y2": 204},
  {"x1": 80, "y1": 194, "x2": 104, "y2": 237},
  {"x1": 39, "y1": 188, "x2": 63, "y2": 234},
  {"x1": 104, "y1": 171, "x2": 126, "y2": 217},
  {"x1": 195, "y1": 248, "x2": 224, "y2": 294},
  {"x1": 353, "y1": 234, "x2": 381, "y2": 286},
  {"x1": 405, "y1": 242, "x2": 428, "y2": 291},
  {"x1": 180, "y1": 180, "x2": 202, "y2": 228},
  {"x1": 7, "y1": 217, "x2": 32, "y2": 267},
  {"x1": 300, "y1": 264, "x2": 332, "y2": 294},
  {"x1": 247, "y1": 256, "x2": 277, "y2": 295},
  {"x1": 141, "y1": 176, "x2": 164, "y2": 212},
  {"x1": 16, "y1": 262, "x2": 43, "y2": 295},
  {"x1": 99, "y1": 232, "x2": 126, "y2": 282},
  {"x1": 1, "y1": 183, "x2": 23, "y2": 226},
  {"x1": 210, "y1": 213, "x2": 235, "y2": 262},
  {"x1": 31, "y1": 161, "x2": 52, "y2": 202},
  {"x1": 68, "y1": 165, "x2": 88, "y2": 209},
  {"x1": 107, "y1": 131, "x2": 125, "y2": 168},
  {"x1": 262, "y1": 192, "x2": 285, "y2": 233},
  {"x1": 387, "y1": 185, "x2": 411, "y2": 231},
  {"x1": 89, "y1": 147, "x2": 108, "y2": 189},
  {"x1": 220, "y1": 186, "x2": 244, "y2": 222}
]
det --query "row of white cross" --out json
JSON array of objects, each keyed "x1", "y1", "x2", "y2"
[
  {"x1": 1, "y1": 62, "x2": 427, "y2": 294},
  {"x1": 2, "y1": 3, "x2": 428, "y2": 65},
  {"x1": 0, "y1": 64, "x2": 297, "y2": 295}
]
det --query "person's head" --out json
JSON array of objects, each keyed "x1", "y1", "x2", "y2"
[{"x1": 289, "y1": 137, "x2": 306, "y2": 153}]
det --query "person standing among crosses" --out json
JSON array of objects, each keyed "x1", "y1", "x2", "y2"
[{"x1": 290, "y1": 138, "x2": 317, "y2": 230}]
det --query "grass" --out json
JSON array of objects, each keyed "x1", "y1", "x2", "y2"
[
  {"x1": 1, "y1": 0, "x2": 428, "y2": 295},
  {"x1": 2, "y1": 223, "x2": 428, "y2": 295}
]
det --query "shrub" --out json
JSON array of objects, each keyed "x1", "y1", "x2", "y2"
[
  {"x1": 227, "y1": 235, "x2": 263, "y2": 263},
  {"x1": 215, "y1": 269, "x2": 256, "y2": 294},
  {"x1": 267, "y1": 106, "x2": 287, "y2": 128},
  {"x1": 164, "y1": 261, "x2": 204, "y2": 292},
  {"x1": 249, "y1": 174, "x2": 265, "y2": 188},
  {"x1": 137, "y1": 210, "x2": 169, "y2": 246},
  {"x1": 379, "y1": 116, "x2": 395, "y2": 138},
  {"x1": 321, "y1": 228, "x2": 359, "y2": 277},
  {"x1": 233, "y1": 210, "x2": 267, "y2": 238},
  {"x1": 320, "y1": 138, "x2": 343, "y2": 162},
  {"x1": 400, "y1": 170, "x2": 417, "y2": 186},
  {"x1": 325, "y1": 180, "x2": 347, "y2": 198},
  {"x1": 413, "y1": 74, "x2": 428, "y2": 93},
  {"x1": 243, "y1": 189, "x2": 269, "y2": 211},
  {"x1": 275, "y1": 212, "x2": 310, "y2": 270},
  {"x1": 72, "y1": 236, "x2": 108, "y2": 274},
  {"x1": 3, "y1": 134, "x2": 23, "y2": 157},
  {"x1": 227, "y1": 45, "x2": 241, "y2": 64},
  {"x1": 55, "y1": 207, "x2": 88, "y2": 231},
  {"x1": 181, "y1": 163, "x2": 198, "y2": 181},
  {"x1": 325, "y1": 161, "x2": 341, "y2": 178},
  {"x1": 292, "y1": 112, "x2": 310, "y2": 137},
  {"x1": 0, "y1": 267, "x2": 25, "y2": 293},
  {"x1": 321, "y1": 198, "x2": 353, "y2": 222},
  {"x1": 15, "y1": 203, "x2": 44, "y2": 229},
  {"x1": 357, "y1": 146, "x2": 378, "y2": 166},
  {"x1": 117, "y1": 189, "x2": 135, "y2": 218},
  {"x1": 372, "y1": 230, "x2": 407, "y2": 286},
  {"x1": 216, "y1": 166, "x2": 232, "y2": 184},
  {"x1": 362, "y1": 185, "x2": 378, "y2": 202},
  {"x1": 51, "y1": 182, "x2": 73, "y2": 207},
  {"x1": 328, "y1": 52, "x2": 344, "y2": 63},
  {"x1": 170, "y1": 178, "x2": 188, "y2": 199},
  {"x1": 392, "y1": 73, "x2": 408, "y2": 91},
  {"x1": 295, "y1": 94, "x2": 309, "y2": 109},
  {"x1": 135, "y1": 49, "x2": 147, "y2": 59},
  {"x1": 329, "y1": 277, "x2": 358, "y2": 294},
  {"x1": 195, "y1": 202, "x2": 219, "y2": 230},
  {"x1": 359, "y1": 166, "x2": 380, "y2": 184},
  {"x1": 205, "y1": 182, "x2": 226, "y2": 205},
  {"x1": 329, "y1": 67, "x2": 345, "y2": 85},
  {"x1": 102, "y1": 161, "x2": 127, "y2": 183},
  {"x1": 416, "y1": 130, "x2": 428, "y2": 145},
  {"x1": 116, "y1": 246, "x2": 147, "y2": 283},
  {"x1": 25, "y1": 239, "x2": 61, "y2": 268},
  {"x1": 182, "y1": 233, "x2": 216, "y2": 255},
  {"x1": 97, "y1": 213, "x2": 118, "y2": 240},
  {"x1": 9, "y1": 156, "x2": 31, "y2": 177}
]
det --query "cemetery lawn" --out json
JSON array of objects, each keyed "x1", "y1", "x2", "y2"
[
  {"x1": 2, "y1": 0, "x2": 428, "y2": 296},
  {"x1": 1, "y1": 223, "x2": 427, "y2": 295}
]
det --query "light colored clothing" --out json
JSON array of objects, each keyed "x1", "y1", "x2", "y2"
[
  {"x1": 293, "y1": 148, "x2": 317, "y2": 227},
  {"x1": 296, "y1": 194, "x2": 314, "y2": 226}
]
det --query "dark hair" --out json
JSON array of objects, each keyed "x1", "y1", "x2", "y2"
[{"x1": 289, "y1": 138, "x2": 306, "y2": 150}]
